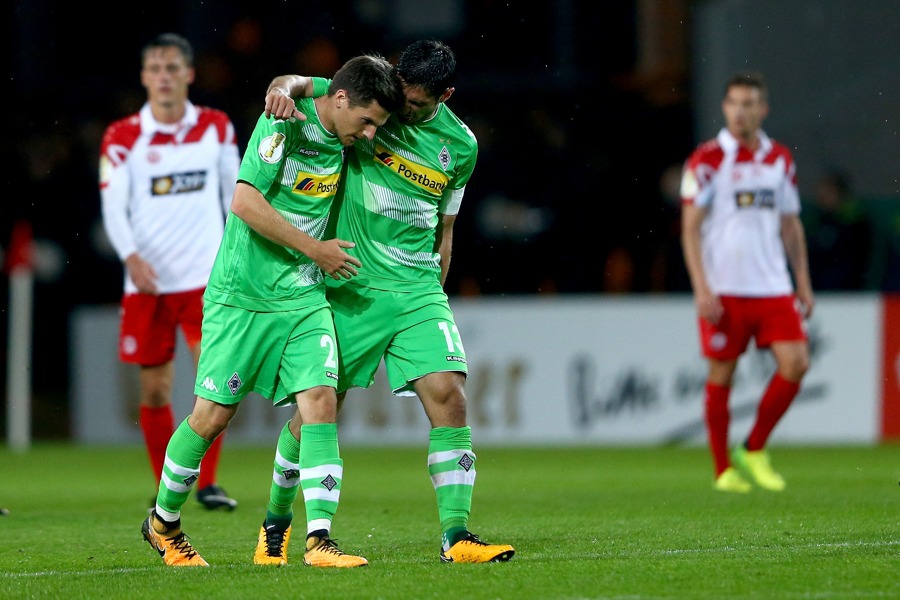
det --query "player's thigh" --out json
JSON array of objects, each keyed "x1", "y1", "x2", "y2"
[
  {"x1": 274, "y1": 305, "x2": 341, "y2": 405},
  {"x1": 327, "y1": 282, "x2": 394, "y2": 390},
  {"x1": 194, "y1": 301, "x2": 293, "y2": 404},
  {"x1": 385, "y1": 292, "x2": 468, "y2": 395},
  {"x1": 119, "y1": 292, "x2": 177, "y2": 366},
  {"x1": 172, "y1": 287, "x2": 205, "y2": 350},
  {"x1": 698, "y1": 295, "x2": 752, "y2": 360},
  {"x1": 769, "y1": 339, "x2": 810, "y2": 379},
  {"x1": 754, "y1": 295, "x2": 807, "y2": 347}
]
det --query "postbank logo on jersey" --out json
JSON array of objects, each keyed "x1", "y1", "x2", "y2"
[
  {"x1": 734, "y1": 188, "x2": 775, "y2": 209},
  {"x1": 373, "y1": 144, "x2": 448, "y2": 195},
  {"x1": 292, "y1": 172, "x2": 341, "y2": 198},
  {"x1": 151, "y1": 170, "x2": 207, "y2": 196}
]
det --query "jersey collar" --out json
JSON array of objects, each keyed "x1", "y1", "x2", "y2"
[
  {"x1": 717, "y1": 127, "x2": 772, "y2": 157},
  {"x1": 139, "y1": 101, "x2": 199, "y2": 135}
]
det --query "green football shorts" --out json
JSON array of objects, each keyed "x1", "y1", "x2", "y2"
[
  {"x1": 326, "y1": 281, "x2": 467, "y2": 396},
  {"x1": 194, "y1": 299, "x2": 339, "y2": 406}
]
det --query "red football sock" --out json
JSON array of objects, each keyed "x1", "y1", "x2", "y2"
[
  {"x1": 197, "y1": 432, "x2": 225, "y2": 489},
  {"x1": 746, "y1": 373, "x2": 800, "y2": 451},
  {"x1": 140, "y1": 405, "x2": 174, "y2": 484},
  {"x1": 704, "y1": 382, "x2": 731, "y2": 477}
]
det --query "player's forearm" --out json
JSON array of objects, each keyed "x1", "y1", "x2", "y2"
[
  {"x1": 782, "y1": 217, "x2": 812, "y2": 292},
  {"x1": 682, "y1": 243, "x2": 710, "y2": 296},
  {"x1": 680, "y1": 210, "x2": 711, "y2": 296},
  {"x1": 435, "y1": 215, "x2": 455, "y2": 286},
  {"x1": 267, "y1": 75, "x2": 312, "y2": 98},
  {"x1": 100, "y1": 191, "x2": 138, "y2": 261},
  {"x1": 230, "y1": 182, "x2": 320, "y2": 257}
]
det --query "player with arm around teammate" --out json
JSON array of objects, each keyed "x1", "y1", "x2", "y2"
[
  {"x1": 140, "y1": 54, "x2": 404, "y2": 568},
  {"x1": 264, "y1": 39, "x2": 515, "y2": 564}
]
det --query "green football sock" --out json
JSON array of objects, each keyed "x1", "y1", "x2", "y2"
[
  {"x1": 428, "y1": 426, "x2": 475, "y2": 549},
  {"x1": 156, "y1": 418, "x2": 212, "y2": 521},
  {"x1": 298, "y1": 423, "x2": 342, "y2": 535},
  {"x1": 266, "y1": 420, "x2": 301, "y2": 520}
]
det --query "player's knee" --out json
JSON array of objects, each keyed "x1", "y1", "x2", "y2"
[
  {"x1": 140, "y1": 385, "x2": 171, "y2": 407},
  {"x1": 781, "y1": 353, "x2": 809, "y2": 380}
]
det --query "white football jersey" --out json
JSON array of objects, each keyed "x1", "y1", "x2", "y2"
[
  {"x1": 99, "y1": 101, "x2": 240, "y2": 294},
  {"x1": 681, "y1": 128, "x2": 800, "y2": 296}
]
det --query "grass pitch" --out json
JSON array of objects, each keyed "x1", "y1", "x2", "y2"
[{"x1": 0, "y1": 444, "x2": 898, "y2": 599}]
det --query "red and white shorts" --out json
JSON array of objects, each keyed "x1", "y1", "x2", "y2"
[
  {"x1": 698, "y1": 295, "x2": 807, "y2": 360},
  {"x1": 118, "y1": 288, "x2": 205, "y2": 366}
]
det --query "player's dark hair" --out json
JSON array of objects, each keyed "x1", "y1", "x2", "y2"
[
  {"x1": 329, "y1": 54, "x2": 405, "y2": 114},
  {"x1": 724, "y1": 70, "x2": 767, "y2": 101},
  {"x1": 142, "y1": 33, "x2": 194, "y2": 66},
  {"x1": 395, "y1": 39, "x2": 457, "y2": 99}
]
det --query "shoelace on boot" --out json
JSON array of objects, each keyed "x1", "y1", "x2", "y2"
[
  {"x1": 167, "y1": 532, "x2": 200, "y2": 559},
  {"x1": 264, "y1": 528, "x2": 288, "y2": 556},
  {"x1": 315, "y1": 538, "x2": 347, "y2": 555}
]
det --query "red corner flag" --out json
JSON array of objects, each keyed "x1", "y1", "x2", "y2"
[{"x1": 5, "y1": 220, "x2": 33, "y2": 273}]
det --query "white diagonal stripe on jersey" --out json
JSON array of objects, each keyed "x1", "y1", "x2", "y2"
[
  {"x1": 301, "y1": 122, "x2": 326, "y2": 144},
  {"x1": 373, "y1": 241, "x2": 439, "y2": 269},
  {"x1": 370, "y1": 183, "x2": 435, "y2": 229},
  {"x1": 428, "y1": 449, "x2": 477, "y2": 466},
  {"x1": 280, "y1": 157, "x2": 335, "y2": 185},
  {"x1": 368, "y1": 132, "x2": 418, "y2": 163},
  {"x1": 280, "y1": 157, "x2": 301, "y2": 186},
  {"x1": 293, "y1": 263, "x2": 324, "y2": 286},
  {"x1": 277, "y1": 209, "x2": 328, "y2": 239},
  {"x1": 431, "y1": 469, "x2": 476, "y2": 488}
]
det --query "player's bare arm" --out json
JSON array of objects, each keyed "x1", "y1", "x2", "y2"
[
  {"x1": 264, "y1": 75, "x2": 313, "y2": 120},
  {"x1": 230, "y1": 182, "x2": 361, "y2": 279},
  {"x1": 434, "y1": 213, "x2": 456, "y2": 287},
  {"x1": 681, "y1": 203, "x2": 723, "y2": 324},
  {"x1": 781, "y1": 214, "x2": 815, "y2": 319}
]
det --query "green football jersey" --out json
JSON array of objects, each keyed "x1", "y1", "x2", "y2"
[
  {"x1": 313, "y1": 77, "x2": 478, "y2": 291},
  {"x1": 205, "y1": 92, "x2": 346, "y2": 311}
]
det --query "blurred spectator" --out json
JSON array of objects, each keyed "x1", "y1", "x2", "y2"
[
  {"x1": 803, "y1": 170, "x2": 873, "y2": 290},
  {"x1": 603, "y1": 246, "x2": 636, "y2": 293}
]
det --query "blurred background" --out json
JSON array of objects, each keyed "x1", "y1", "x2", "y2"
[{"x1": 3, "y1": 0, "x2": 900, "y2": 441}]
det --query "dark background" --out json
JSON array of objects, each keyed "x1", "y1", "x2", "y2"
[{"x1": 3, "y1": 0, "x2": 899, "y2": 438}]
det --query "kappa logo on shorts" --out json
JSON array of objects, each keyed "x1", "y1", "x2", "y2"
[
  {"x1": 227, "y1": 373, "x2": 242, "y2": 395},
  {"x1": 200, "y1": 377, "x2": 219, "y2": 393},
  {"x1": 326, "y1": 371, "x2": 338, "y2": 381},
  {"x1": 446, "y1": 355, "x2": 467, "y2": 364}
]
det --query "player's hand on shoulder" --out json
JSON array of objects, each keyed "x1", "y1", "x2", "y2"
[
  {"x1": 264, "y1": 89, "x2": 306, "y2": 122},
  {"x1": 312, "y1": 239, "x2": 362, "y2": 280}
]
